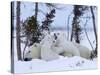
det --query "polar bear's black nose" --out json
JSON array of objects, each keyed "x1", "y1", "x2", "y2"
[
  {"x1": 24, "y1": 58, "x2": 28, "y2": 61},
  {"x1": 24, "y1": 58, "x2": 32, "y2": 61}
]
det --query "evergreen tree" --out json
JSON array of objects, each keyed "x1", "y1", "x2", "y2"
[
  {"x1": 39, "y1": 9, "x2": 56, "y2": 40},
  {"x1": 22, "y1": 9, "x2": 56, "y2": 47},
  {"x1": 22, "y1": 16, "x2": 41, "y2": 46},
  {"x1": 70, "y1": 5, "x2": 87, "y2": 43},
  {"x1": 41, "y1": 9, "x2": 56, "y2": 31}
]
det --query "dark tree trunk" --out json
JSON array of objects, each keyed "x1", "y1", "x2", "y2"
[
  {"x1": 11, "y1": 1, "x2": 14, "y2": 73},
  {"x1": 16, "y1": 1, "x2": 22, "y2": 60},
  {"x1": 70, "y1": 5, "x2": 83, "y2": 43},
  {"x1": 35, "y1": 2, "x2": 38, "y2": 22},
  {"x1": 70, "y1": 17, "x2": 76, "y2": 41},
  {"x1": 70, "y1": 19, "x2": 74, "y2": 41},
  {"x1": 90, "y1": 6, "x2": 97, "y2": 56},
  {"x1": 11, "y1": 2, "x2": 14, "y2": 59},
  {"x1": 70, "y1": 15, "x2": 80, "y2": 43}
]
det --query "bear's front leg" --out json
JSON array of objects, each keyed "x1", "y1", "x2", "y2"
[{"x1": 41, "y1": 46, "x2": 60, "y2": 61}]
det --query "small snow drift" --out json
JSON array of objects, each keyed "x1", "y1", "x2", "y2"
[{"x1": 15, "y1": 56, "x2": 97, "y2": 73}]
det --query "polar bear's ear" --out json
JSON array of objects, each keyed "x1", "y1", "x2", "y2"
[
  {"x1": 54, "y1": 33, "x2": 57, "y2": 40},
  {"x1": 33, "y1": 43, "x2": 37, "y2": 47}
]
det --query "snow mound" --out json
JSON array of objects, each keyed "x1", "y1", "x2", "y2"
[{"x1": 15, "y1": 56, "x2": 97, "y2": 74}]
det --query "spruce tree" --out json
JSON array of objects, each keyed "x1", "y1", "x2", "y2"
[{"x1": 41, "y1": 9, "x2": 56, "y2": 31}]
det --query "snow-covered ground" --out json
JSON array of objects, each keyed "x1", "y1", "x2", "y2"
[
  {"x1": 13, "y1": 30, "x2": 97, "y2": 74},
  {"x1": 14, "y1": 56, "x2": 97, "y2": 74}
]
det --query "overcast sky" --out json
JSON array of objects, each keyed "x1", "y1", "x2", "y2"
[{"x1": 14, "y1": 1, "x2": 97, "y2": 29}]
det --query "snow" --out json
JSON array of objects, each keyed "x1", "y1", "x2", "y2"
[{"x1": 15, "y1": 56, "x2": 97, "y2": 74}]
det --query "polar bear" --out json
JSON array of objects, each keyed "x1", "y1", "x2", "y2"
[
  {"x1": 24, "y1": 34, "x2": 60, "y2": 61},
  {"x1": 24, "y1": 43, "x2": 41, "y2": 61},
  {"x1": 52, "y1": 32, "x2": 91, "y2": 59},
  {"x1": 58, "y1": 42, "x2": 91, "y2": 59},
  {"x1": 51, "y1": 41, "x2": 80, "y2": 57}
]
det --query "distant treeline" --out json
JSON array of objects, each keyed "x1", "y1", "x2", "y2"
[
  {"x1": 51, "y1": 27, "x2": 94, "y2": 31},
  {"x1": 13, "y1": 26, "x2": 94, "y2": 31}
]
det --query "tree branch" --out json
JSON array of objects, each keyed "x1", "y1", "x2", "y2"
[{"x1": 84, "y1": 18, "x2": 94, "y2": 50}]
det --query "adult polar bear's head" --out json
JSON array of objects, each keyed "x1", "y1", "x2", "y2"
[
  {"x1": 24, "y1": 43, "x2": 41, "y2": 61},
  {"x1": 40, "y1": 33, "x2": 60, "y2": 61},
  {"x1": 40, "y1": 33, "x2": 57, "y2": 47}
]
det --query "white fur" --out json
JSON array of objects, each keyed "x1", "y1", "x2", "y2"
[
  {"x1": 41, "y1": 34, "x2": 60, "y2": 61},
  {"x1": 52, "y1": 41, "x2": 80, "y2": 57},
  {"x1": 52, "y1": 32, "x2": 91, "y2": 59},
  {"x1": 41, "y1": 45, "x2": 60, "y2": 61},
  {"x1": 24, "y1": 32, "x2": 91, "y2": 61},
  {"x1": 72, "y1": 42, "x2": 91, "y2": 59},
  {"x1": 24, "y1": 43, "x2": 41, "y2": 59}
]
